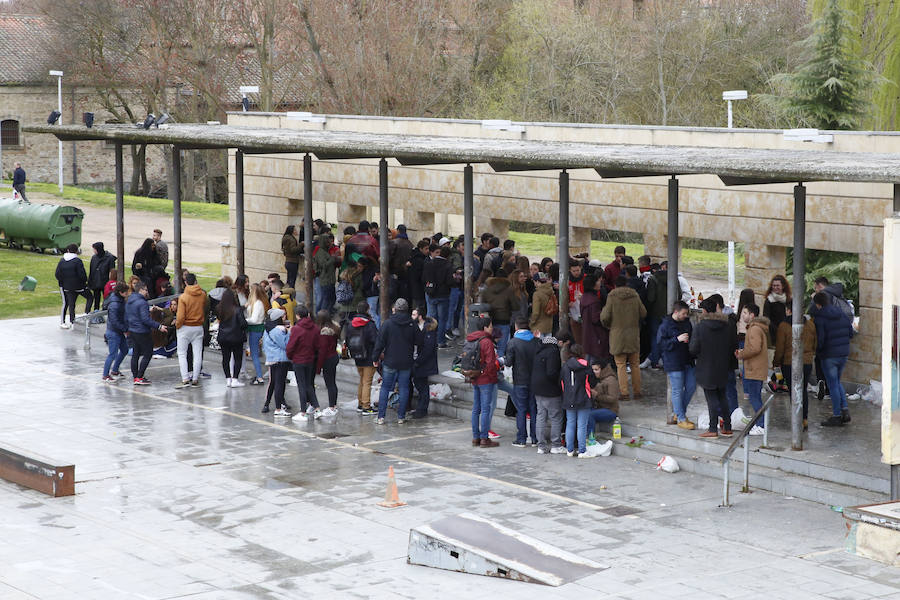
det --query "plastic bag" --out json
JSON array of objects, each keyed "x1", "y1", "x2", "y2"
[
  {"x1": 582, "y1": 440, "x2": 613, "y2": 457},
  {"x1": 731, "y1": 406, "x2": 748, "y2": 426},
  {"x1": 440, "y1": 370, "x2": 466, "y2": 380},
  {"x1": 696, "y1": 412, "x2": 710, "y2": 431},
  {"x1": 860, "y1": 380, "x2": 882, "y2": 406},
  {"x1": 429, "y1": 383, "x2": 452, "y2": 401},
  {"x1": 656, "y1": 455, "x2": 680, "y2": 473}
]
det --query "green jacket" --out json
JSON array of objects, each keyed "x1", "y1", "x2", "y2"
[{"x1": 313, "y1": 246, "x2": 339, "y2": 287}]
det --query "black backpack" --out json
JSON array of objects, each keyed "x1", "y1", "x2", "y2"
[
  {"x1": 459, "y1": 338, "x2": 485, "y2": 380},
  {"x1": 347, "y1": 326, "x2": 366, "y2": 359}
]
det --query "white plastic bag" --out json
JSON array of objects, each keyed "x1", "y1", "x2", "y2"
[
  {"x1": 860, "y1": 380, "x2": 882, "y2": 406},
  {"x1": 429, "y1": 383, "x2": 452, "y2": 401},
  {"x1": 581, "y1": 440, "x2": 613, "y2": 458},
  {"x1": 440, "y1": 370, "x2": 466, "y2": 380},
  {"x1": 731, "y1": 406, "x2": 748, "y2": 426},
  {"x1": 656, "y1": 455, "x2": 680, "y2": 473},
  {"x1": 696, "y1": 412, "x2": 710, "y2": 431}
]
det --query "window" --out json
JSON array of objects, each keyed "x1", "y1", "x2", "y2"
[{"x1": 1, "y1": 119, "x2": 20, "y2": 147}]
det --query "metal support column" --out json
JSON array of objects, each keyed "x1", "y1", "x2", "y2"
[
  {"x1": 463, "y1": 165, "x2": 474, "y2": 333},
  {"x1": 790, "y1": 183, "x2": 806, "y2": 451},
  {"x1": 235, "y1": 149, "x2": 245, "y2": 276},
  {"x1": 378, "y1": 158, "x2": 390, "y2": 324},
  {"x1": 721, "y1": 462, "x2": 730, "y2": 507},
  {"x1": 742, "y1": 436, "x2": 750, "y2": 493},
  {"x1": 172, "y1": 147, "x2": 183, "y2": 294},
  {"x1": 558, "y1": 170, "x2": 570, "y2": 335},
  {"x1": 303, "y1": 154, "x2": 314, "y2": 309},
  {"x1": 665, "y1": 175, "x2": 679, "y2": 424},
  {"x1": 892, "y1": 465, "x2": 900, "y2": 500},
  {"x1": 114, "y1": 143, "x2": 124, "y2": 283},
  {"x1": 893, "y1": 183, "x2": 900, "y2": 214}
]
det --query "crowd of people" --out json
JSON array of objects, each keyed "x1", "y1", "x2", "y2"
[{"x1": 62, "y1": 218, "x2": 858, "y2": 455}]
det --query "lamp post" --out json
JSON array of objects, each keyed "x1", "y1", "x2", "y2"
[
  {"x1": 50, "y1": 70, "x2": 64, "y2": 193},
  {"x1": 722, "y1": 90, "x2": 747, "y2": 306}
]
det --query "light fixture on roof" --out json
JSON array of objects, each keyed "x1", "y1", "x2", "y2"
[
  {"x1": 783, "y1": 128, "x2": 833, "y2": 143},
  {"x1": 286, "y1": 111, "x2": 326, "y2": 123},
  {"x1": 239, "y1": 85, "x2": 259, "y2": 112},
  {"x1": 82, "y1": 112, "x2": 94, "y2": 128},
  {"x1": 154, "y1": 113, "x2": 171, "y2": 127},
  {"x1": 481, "y1": 119, "x2": 525, "y2": 133},
  {"x1": 722, "y1": 90, "x2": 747, "y2": 129},
  {"x1": 47, "y1": 110, "x2": 61, "y2": 125},
  {"x1": 141, "y1": 114, "x2": 155, "y2": 130}
]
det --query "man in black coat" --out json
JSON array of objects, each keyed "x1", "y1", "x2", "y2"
[
  {"x1": 411, "y1": 309, "x2": 439, "y2": 418},
  {"x1": 504, "y1": 319, "x2": 540, "y2": 447},
  {"x1": 689, "y1": 298, "x2": 738, "y2": 438},
  {"x1": 406, "y1": 239, "x2": 431, "y2": 315},
  {"x1": 372, "y1": 298, "x2": 417, "y2": 424},
  {"x1": 13, "y1": 162, "x2": 28, "y2": 202},
  {"x1": 88, "y1": 241, "x2": 117, "y2": 312},
  {"x1": 55, "y1": 243, "x2": 92, "y2": 329},
  {"x1": 422, "y1": 245, "x2": 453, "y2": 347}
]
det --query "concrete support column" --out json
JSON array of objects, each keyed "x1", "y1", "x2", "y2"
[
  {"x1": 476, "y1": 217, "x2": 509, "y2": 241},
  {"x1": 569, "y1": 226, "x2": 591, "y2": 256},
  {"x1": 338, "y1": 204, "x2": 367, "y2": 232},
  {"x1": 853, "y1": 250, "x2": 884, "y2": 384},
  {"x1": 405, "y1": 210, "x2": 435, "y2": 241},
  {"x1": 745, "y1": 243, "x2": 786, "y2": 303},
  {"x1": 643, "y1": 232, "x2": 668, "y2": 263}
]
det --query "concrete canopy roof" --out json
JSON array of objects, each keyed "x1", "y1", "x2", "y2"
[{"x1": 24, "y1": 123, "x2": 900, "y2": 184}]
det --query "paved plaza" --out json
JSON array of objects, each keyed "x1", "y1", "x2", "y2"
[{"x1": 2, "y1": 316, "x2": 899, "y2": 599}]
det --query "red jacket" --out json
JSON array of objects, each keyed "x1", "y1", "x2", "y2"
[
  {"x1": 466, "y1": 330, "x2": 499, "y2": 385},
  {"x1": 286, "y1": 318, "x2": 319, "y2": 365},
  {"x1": 603, "y1": 261, "x2": 622, "y2": 289},
  {"x1": 315, "y1": 322, "x2": 339, "y2": 373}
]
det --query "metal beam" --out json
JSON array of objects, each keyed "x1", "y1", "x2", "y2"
[
  {"x1": 894, "y1": 183, "x2": 900, "y2": 214},
  {"x1": 172, "y1": 147, "x2": 183, "y2": 294},
  {"x1": 464, "y1": 165, "x2": 474, "y2": 333},
  {"x1": 235, "y1": 149, "x2": 245, "y2": 276},
  {"x1": 114, "y1": 143, "x2": 124, "y2": 283},
  {"x1": 666, "y1": 175, "x2": 679, "y2": 426},
  {"x1": 791, "y1": 183, "x2": 806, "y2": 451},
  {"x1": 718, "y1": 175, "x2": 796, "y2": 187},
  {"x1": 379, "y1": 158, "x2": 390, "y2": 324},
  {"x1": 558, "y1": 170, "x2": 570, "y2": 335},
  {"x1": 303, "y1": 154, "x2": 314, "y2": 309}
]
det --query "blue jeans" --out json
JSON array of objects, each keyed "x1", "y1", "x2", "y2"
[
  {"x1": 647, "y1": 317, "x2": 662, "y2": 365},
  {"x1": 248, "y1": 329, "x2": 264, "y2": 379},
  {"x1": 726, "y1": 369, "x2": 739, "y2": 414},
  {"x1": 511, "y1": 384, "x2": 537, "y2": 444},
  {"x1": 744, "y1": 378, "x2": 764, "y2": 428},
  {"x1": 103, "y1": 332, "x2": 128, "y2": 377},
  {"x1": 367, "y1": 296, "x2": 380, "y2": 328},
  {"x1": 667, "y1": 366, "x2": 696, "y2": 422},
  {"x1": 316, "y1": 281, "x2": 336, "y2": 315},
  {"x1": 449, "y1": 287, "x2": 464, "y2": 333},
  {"x1": 426, "y1": 295, "x2": 450, "y2": 341},
  {"x1": 587, "y1": 408, "x2": 617, "y2": 435},
  {"x1": 565, "y1": 409, "x2": 591, "y2": 454},
  {"x1": 378, "y1": 366, "x2": 411, "y2": 419},
  {"x1": 821, "y1": 356, "x2": 849, "y2": 417},
  {"x1": 472, "y1": 383, "x2": 497, "y2": 440},
  {"x1": 494, "y1": 323, "x2": 511, "y2": 358}
]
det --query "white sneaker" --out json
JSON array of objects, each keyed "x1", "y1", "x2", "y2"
[
  {"x1": 294, "y1": 412, "x2": 308, "y2": 421},
  {"x1": 321, "y1": 407, "x2": 338, "y2": 417},
  {"x1": 566, "y1": 450, "x2": 575, "y2": 457},
  {"x1": 59, "y1": 322, "x2": 71, "y2": 329},
  {"x1": 626, "y1": 365, "x2": 632, "y2": 374},
  {"x1": 749, "y1": 425, "x2": 765, "y2": 436},
  {"x1": 536, "y1": 448, "x2": 547, "y2": 454},
  {"x1": 577, "y1": 452, "x2": 595, "y2": 459},
  {"x1": 274, "y1": 408, "x2": 292, "y2": 417},
  {"x1": 225, "y1": 379, "x2": 233, "y2": 388},
  {"x1": 550, "y1": 447, "x2": 567, "y2": 454},
  {"x1": 639, "y1": 358, "x2": 651, "y2": 369},
  {"x1": 231, "y1": 379, "x2": 246, "y2": 388},
  {"x1": 376, "y1": 417, "x2": 385, "y2": 425},
  {"x1": 741, "y1": 416, "x2": 751, "y2": 425}
]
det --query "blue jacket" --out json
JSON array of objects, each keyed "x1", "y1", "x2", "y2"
[
  {"x1": 657, "y1": 315, "x2": 693, "y2": 372},
  {"x1": 262, "y1": 323, "x2": 290, "y2": 364},
  {"x1": 125, "y1": 293, "x2": 160, "y2": 334},
  {"x1": 812, "y1": 304, "x2": 853, "y2": 359},
  {"x1": 372, "y1": 312, "x2": 416, "y2": 370},
  {"x1": 106, "y1": 293, "x2": 127, "y2": 334}
]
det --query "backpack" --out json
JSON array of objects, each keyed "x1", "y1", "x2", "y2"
[
  {"x1": 832, "y1": 295, "x2": 854, "y2": 320},
  {"x1": 347, "y1": 326, "x2": 366, "y2": 359},
  {"x1": 336, "y1": 279, "x2": 354, "y2": 304},
  {"x1": 544, "y1": 292, "x2": 559, "y2": 316},
  {"x1": 459, "y1": 338, "x2": 485, "y2": 380}
]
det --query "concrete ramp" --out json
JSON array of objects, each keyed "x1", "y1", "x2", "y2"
[{"x1": 407, "y1": 512, "x2": 607, "y2": 586}]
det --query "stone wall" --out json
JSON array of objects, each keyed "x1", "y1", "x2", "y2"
[
  {"x1": 1, "y1": 85, "x2": 166, "y2": 187},
  {"x1": 224, "y1": 112, "x2": 900, "y2": 383}
]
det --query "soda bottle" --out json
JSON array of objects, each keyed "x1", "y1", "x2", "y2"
[{"x1": 613, "y1": 417, "x2": 622, "y2": 440}]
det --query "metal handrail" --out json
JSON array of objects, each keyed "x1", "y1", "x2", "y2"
[
  {"x1": 719, "y1": 392, "x2": 775, "y2": 507},
  {"x1": 75, "y1": 294, "x2": 177, "y2": 350}
]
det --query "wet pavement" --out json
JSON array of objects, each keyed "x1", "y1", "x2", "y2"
[{"x1": 2, "y1": 316, "x2": 900, "y2": 599}]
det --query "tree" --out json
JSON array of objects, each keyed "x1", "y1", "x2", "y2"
[{"x1": 765, "y1": 0, "x2": 878, "y2": 130}]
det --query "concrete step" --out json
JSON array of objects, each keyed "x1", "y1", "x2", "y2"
[
  {"x1": 601, "y1": 433, "x2": 885, "y2": 508},
  {"x1": 618, "y1": 420, "x2": 890, "y2": 495}
]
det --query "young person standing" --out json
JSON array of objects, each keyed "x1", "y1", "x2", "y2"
[
  {"x1": 658, "y1": 300, "x2": 696, "y2": 429},
  {"x1": 125, "y1": 281, "x2": 167, "y2": 385}
]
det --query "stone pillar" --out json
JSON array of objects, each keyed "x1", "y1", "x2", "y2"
[
  {"x1": 404, "y1": 210, "x2": 435, "y2": 241},
  {"x1": 851, "y1": 250, "x2": 884, "y2": 383},
  {"x1": 569, "y1": 226, "x2": 591, "y2": 256},
  {"x1": 338, "y1": 203, "x2": 367, "y2": 232},
  {"x1": 744, "y1": 243, "x2": 786, "y2": 303},
  {"x1": 643, "y1": 232, "x2": 668, "y2": 263},
  {"x1": 476, "y1": 217, "x2": 509, "y2": 241}
]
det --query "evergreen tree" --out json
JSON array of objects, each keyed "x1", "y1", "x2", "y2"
[{"x1": 767, "y1": 0, "x2": 878, "y2": 130}]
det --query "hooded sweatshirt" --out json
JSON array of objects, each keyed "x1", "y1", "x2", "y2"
[
  {"x1": 176, "y1": 284, "x2": 207, "y2": 328},
  {"x1": 345, "y1": 315, "x2": 377, "y2": 367},
  {"x1": 689, "y1": 312, "x2": 738, "y2": 390},
  {"x1": 739, "y1": 316, "x2": 770, "y2": 381},
  {"x1": 561, "y1": 357, "x2": 591, "y2": 411},
  {"x1": 466, "y1": 329, "x2": 499, "y2": 385},
  {"x1": 262, "y1": 319, "x2": 289, "y2": 364},
  {"x1": 414, "y1": 317, "x2": 440, "y2": 377},
  {"x1": 55, "y1": 252, "x2": 88, "y2": 291},
  {"x1": 590, "y1": 364, "x2": 619, "y2": 413},
  {"x1": 286, "y1": 317, "x2": 319, "y2": 364},
  {"x1": 372, "y1": 311, "x2": 416, "y2": 370},
  {"x1": 316, "y1": 322, "x2": 340, "y2": 373},
  {"x1": 504, "y1": 328, "x2": 538, "y2": 386},
  {"x1": 531, "y1": 336, "x2": 563, "y2": 397},
  {"x1": 481, "y1": 277, "x2": 520, "y2": 324}
]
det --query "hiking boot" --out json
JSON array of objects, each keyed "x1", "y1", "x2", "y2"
[
  {"x1": 472, "y1": 439, "x2": 481, "y2": 446},
  {"x1": 841, "y1": 409, "x2": 851, "y2": 423},
  {"x1": 261, "y1": 405, "x2": 270, "y2": 414},
  {"x1": 699, "y1": 431, "x2": 718, "y2": 438},
  {"x1": 822, "y1": 416, "x2": 843, "y2": 427},
  {"x1": 677, "y1": 420, "x2": 695, "y2": 431},
  {"x1": 480, "y1": 438, "x2": 499, "y2": 448}
]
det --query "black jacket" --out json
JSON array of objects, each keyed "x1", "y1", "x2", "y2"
[
  {"x1": 55, "y1": 254, "x2": 87, "y2": 291},
  {"x1": 812, "y1": 304, "x2": 853, "y2": 360},
  {"x1": 105, "y1": 293, "x2": 127, "y2": 334},
  {"x1": 345, "y1": 316, "x2": 378, "y2": 368},
  {"x1": 689, "y1": 312, "x2": 737, "y2": 390},
  {"x1": 216, "y1": 310, "x2": 247, "y2": 346},
  {"x1": 657, "y1": 315, "x2": 693, "y2": 373},
  {"x1": 88, "y1": 250, "x2": 116, "y2": 290},
  {"x1": 531, "y1": 337, "x2": 562, "y2": 398},
  {"x1": 422, "y1": 256, "x2": 452, "y2": 298},
  {"x1": 372, "y1": 311, "x2": 417, "y2": 370},
  {"x1": 561, "y1": 357, "x2": 592, "y2": 410},
  {"x1": 407, "y1": 248, "x2": 429, "y2": 300},
  {"x1": 414, "y1": 317, "x2": 440, "y2": 377},
  {"x1": 504, "y1": 331, "x2": 539, "y2": 386}
]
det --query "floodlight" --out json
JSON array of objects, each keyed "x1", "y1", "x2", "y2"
[
  {"x1": 286, "y1": 111, "x2": 326, "y2": 123},
  {"x1": 722, "y1": 90, "x2": 748, "y2": 101},
  {"x1": 47, "y1": 110, "x2": 61, "y2": 125},
  {"x1": 239, "y1": 85, "x2": 259, "y2": 95},
  {"x1": 142, "y1": 114, "x2": 155, "y2": 129},
  {"x1": 154, "y1": 113, "x2": 170, "y2": 127},
  {"x1": 48, "y1": 70, "x2": 64, "y2": 77},
  {"x1": 83, "y1": 112, "x2": 94, "y2": 128}
]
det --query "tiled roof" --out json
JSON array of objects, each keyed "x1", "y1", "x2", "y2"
[{"x1": 0, "y1": 14, "x2": 56, "y2": 85}]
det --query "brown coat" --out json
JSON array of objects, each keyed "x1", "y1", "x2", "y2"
[
  {"x1": 591, "y1": 365, "x2": 619, "y2": 414},
  {"x1": 772, "y1": 318, "x2": 816, "y2": 367},
  {"x1": 175, "y1": 284, "x2": 207, "y2": 328},
  {"x1": 739, "y1": 316, "x2": 770, "y2": 381},
  {"x1": 600, "y1": 286, "x2": 646, "y2": 355},
  {"x1": 529, "y1": 281, "x2": 554, "y2": 335}
]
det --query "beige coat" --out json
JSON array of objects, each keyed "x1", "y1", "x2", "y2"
[
  {"x1": 600, "y1": 286, "x2": 646, "y2": 355},
  {"x1": 529, "y1": 281, "x2": 555, "y2": 335},
  {"x1": 739, "y1": 316, "x2": 770, "y2": 381}
]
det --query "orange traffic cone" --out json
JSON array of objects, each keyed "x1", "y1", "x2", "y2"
[{"x1": 377, "y1": 466, "x2": 407, "y2": 508}]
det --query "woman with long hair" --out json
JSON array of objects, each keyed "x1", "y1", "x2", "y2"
[
  {"x1": 315, "y1": 310, "x2": 341, "y2": 416},
  {"x1": 282, "y1": 225, "x2": 302, "y2": 288},
  {"x1": 132, "y1": 238, "x2": 158, "y2": 291},
  {"x1": 216, "y1": 289, "x2": 247, "y2": 388},
  {"x1": 508, "y1": 269, "x2": 530, "y2": 326},
  {"x1": 245, "y1": 283, "x2": 270, "y2": 385},
  {"x1": 232, "y1": 274, "x2": 250, "y2": 307},
  {"x1": 763, "y1": 275, "x2": 791, "y2": 344}
]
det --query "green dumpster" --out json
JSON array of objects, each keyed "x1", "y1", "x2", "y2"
[{"x1": 0, "y1": 197, "x2": 84, "y2": 252}]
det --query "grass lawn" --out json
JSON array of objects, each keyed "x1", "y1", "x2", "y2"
[
  {"x1": 3, "y1": 180, "x2": 228, "y2": 222},
  {"x1": 0, "y1": 248, "x2": 221, "y2": 320},
  {"x1": 508, "y1": 231, "x2": 745, "y2": 279}
]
